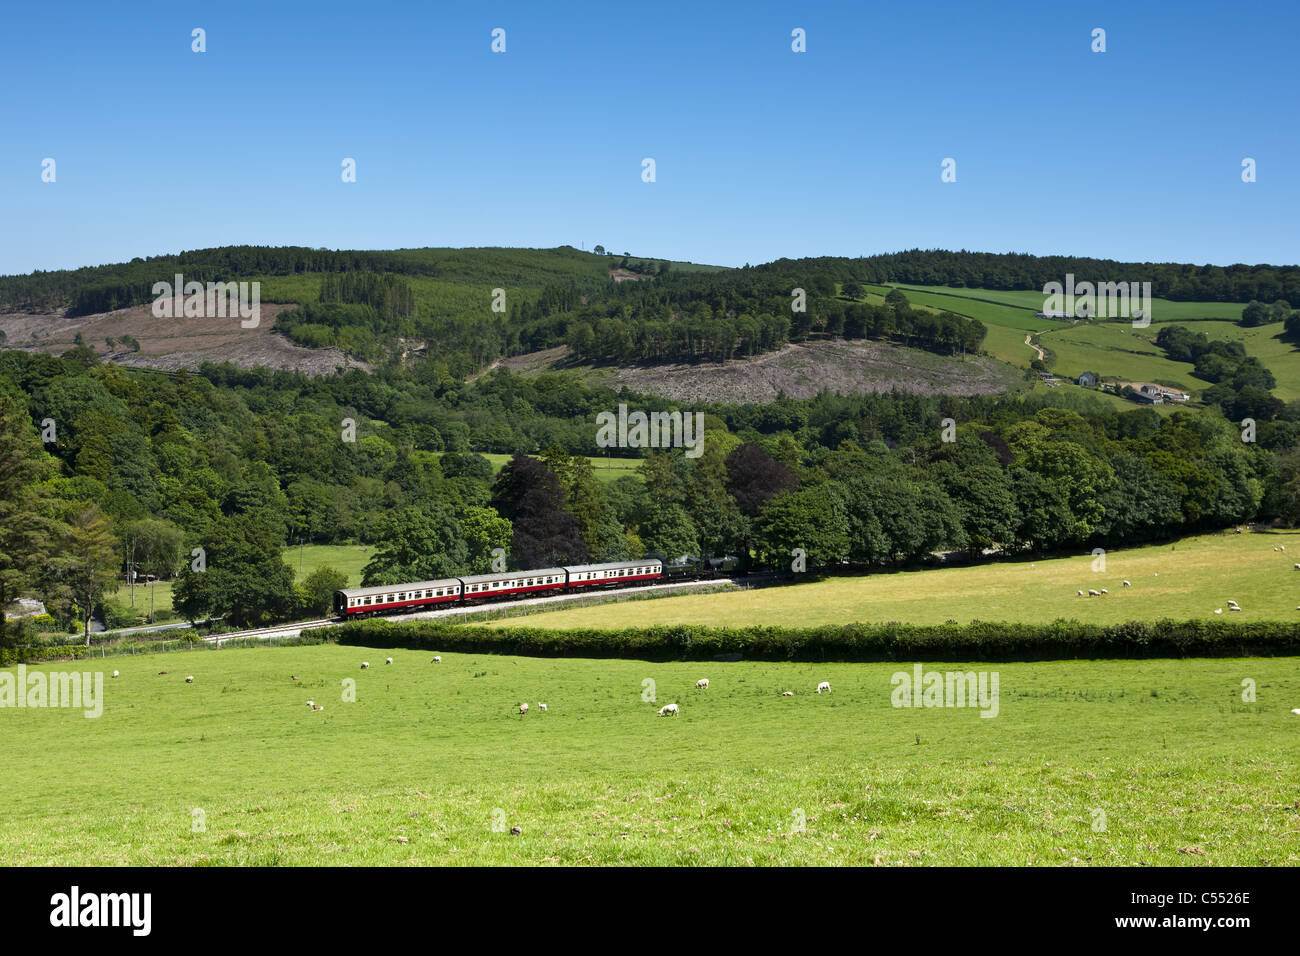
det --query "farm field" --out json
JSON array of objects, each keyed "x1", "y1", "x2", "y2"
[
  {"x1": 473, "y1": 452, "x2": 643, "y2": 486},
  {"x1": 2, "y1": 644, "x2": 1297, "y2": 865},
  {"x1": 492, "y1": 531, "x2": 1300, "y2": 630},
  {"x1": 880, "y1": 284, "x2": 1246, "y2": 323},
  {"x1": 864, "y1": 283, "x2": 1299, "y2": 400}
]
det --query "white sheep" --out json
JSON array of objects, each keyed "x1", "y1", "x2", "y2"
[
  {"x1": 306, "y1": 700, "x2": 315, "y2": 707},
  {"x1": 431, "y1": 656, "x2": 442, "y2": 663},
  {"x1": 1088, "y1": 589, "x2": 1100, "y2": 596},
  {"x1": 1291, "y1": 709, "x2": 1300, "y2": 716},
  {"x1": 112, "y1": 670, "x2": 119, "y2": 678},
  {"x1": 314, "y1": 704, "x2": 324, "y2": 711},
  {"x1": 1293, "y1": 564, "x2": 1299, "y2": 570},
  {"x1": 658, "y1": 703, "x2": 679, "y2": 716},
  {"x1": 1077, "y1": 590, "x2": 1084, "y2": 596},
  {"x1": 696, "y1": 678, "x2": 709, "y2": 689},
  {"x1": 185, "y1": 676, "x2": 194, "y2": 683},
  {"x1": 1123, "y1": 580, "x2": 1131, "y2": 587},
  {"x1": 1215, "y1": 608, "x2": 1223, "y2": 614},
  {"x1": 1281, "y1": 545, "x2": 1286, "y2": 552},
  {"x1": 361, "y1": 661, "x2": 370, "y2": 669},
  {"x1": 781, "y1": 691, "x2": 794, "y2": 697},
  {"x1": 1100, "y1": 588, "x2": 1109, "y2": 594},
  {"x1": 538, "y1": 702, "x2": 547, "y2": 712},
  {"x1": 817, "y1": 681, "x2": 832, "y2": 694},
  {"x1": 385, "y1": 657, "x2": 393, "y2": 664},
  {"x1": 1229, "y1": 606, "x2": 1242, "y2": 612},
  {"x1": 519, "y1": 702, "x2": 529, "y2": 716}
]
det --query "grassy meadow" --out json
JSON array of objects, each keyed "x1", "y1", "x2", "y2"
[
  {"x1": 864, "y1": 283, "x2": 1300, "y2": 400},
  {"x1": 3, "y1": 643, "x2": 1297, "y2": 865},
  {"x1": 488, "y1": 531, "x2": 1300, "y2": 630}
]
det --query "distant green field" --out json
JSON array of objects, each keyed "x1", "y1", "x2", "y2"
[
  {"x1": 289, "y1": 543, "x2": 376, "y2": 587},
  {"x1": 878, "y1": 284, "x2": 1245, "y2": 323},
  {"x1": 3, "y1": 643, "x2": 1297, "y2": 865},
  {"x1": 865, "y1": 283, "x2": 1297, "y2": 402},
  {"x1": 471, "y1": 452, "x2": 643, "y2": 486},
  {"x1": 491, "y1": 531, "x2": 1300, "y2": 630}
]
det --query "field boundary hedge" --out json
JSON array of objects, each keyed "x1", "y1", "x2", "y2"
[{"x1": 336, "y1": 618, "x2": 1300, "y2": 662}]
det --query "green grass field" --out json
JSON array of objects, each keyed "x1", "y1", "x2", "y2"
[
  {"x1": 864, "y1": 283, "x2": 1300, "y2": 401},
  {"x1": 493, "y1": 531, "x2": 1300, "y2": 630},
  {"x1": 471, "y1": 452, "x2": 643, "y2": 485},
  {"x1": 3, "y1": 644, "x2": 1297, "y2": 865}
]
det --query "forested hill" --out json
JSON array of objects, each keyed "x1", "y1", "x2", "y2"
[
  {"x1": 752, "y1": 250, "x2": 1300, "y2": 303},
  {"x1": 1, "y1": 246, "x2": 1295, "y2": 377},
  {"x1": 0, "y1": 245, "x2": 621, "y2": 316}
]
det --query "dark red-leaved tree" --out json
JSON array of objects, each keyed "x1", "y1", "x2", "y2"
[
  {"x1": 724, "y1": 443, "x2": 798, "y2": 517},
  {"x1": 490, "y1": 453, "x2": 589, "y2": 568}
]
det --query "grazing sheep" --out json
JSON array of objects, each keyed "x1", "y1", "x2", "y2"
[
  {"x1": 658, "y1": 703, "x2": 679, "y2": 716},
  {"x1": 431, "y1": 656, "x2": 442, "y2": 663},
  {"x1": 1077, "y1": 590, "x2": 1084, "y2": 596},
  {"x1": 696, "y1": 678, "x2": 709, "y2": 689},
  {"x1": 112, "y1": 670, "x2": 119, "y2": 678},
  {"x1": 782, "y1": 691, "x2": 794, "y2": 697},
  {"x1": 1293, "y1": 564, "x2": 1299, "y2": 570},
  {"x1": 306, "y1": 700, "x2": 315, "y2": 708},
  {"x1": 1088, "y1": 589, "x2": 1100, "y2": 596},
  {"x1": 157, "y1": 671, "x2": 167, "y2": 676},
  {"x1": 519, "y1": 702, "x2": 529, "y2": 716},
  {"x1": 361, "y1": 662, "x2": 370, "y2": 669},
  {"x1": 1215, "y1": 609, "x2": 1223, "y2": 614},
  {"x1": 290, "y1": 675, "x2": 299, "y2": 681},
  {"x1": 314, "y1": 704, "x2": 324, "y2": 711},
  {"x1": 185, "y1": 676, "x2": 194, "y2": 683},
  {"x1": 817, "y1": 681, "x2": 832, "y2": 694},
  {"x1": 385, "y1": 657, "x2": 393, "y2": 665},
  {"x1": 1100, "y1": 588, "x2": 1109, "y2": 594},
  {"x1": 1281, "y1": 545, "x2": 1286, "y2": 552},
  {"x1": 1123, "y1": 580, "x2": 1131, "y2": 587},
  {"x1": 1291, "y1": 709, "x2": 1300, "y2": 716},
  {"x1": 538, "y1": 703, "x2": 547, "y2": 712},
  {"x1": 1229, "y1": 606, "x2": 1242, "y2": 612}
]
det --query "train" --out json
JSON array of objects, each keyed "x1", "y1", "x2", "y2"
[{"x1": 332, "y1": 556, "x2": 736, "y2": 619}]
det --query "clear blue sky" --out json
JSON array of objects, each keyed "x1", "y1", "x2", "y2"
[{"x1": 1, "y1": 0, "x2": 1297, "y2": 275}]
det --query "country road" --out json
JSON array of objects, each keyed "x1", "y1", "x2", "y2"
[{"x1": 1025, "y1": 333, "x2": 1045, "y2": 361}]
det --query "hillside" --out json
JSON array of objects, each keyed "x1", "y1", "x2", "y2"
[
  {"x1": 1, "y1": 246, "x2": 1295, "y2": 412},
  {"x1": 498, "y1": 340, "x2": 1019, "y2": 403}
]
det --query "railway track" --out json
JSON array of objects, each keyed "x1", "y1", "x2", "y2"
[{"x1": 202, "y1": 576, "x2": 746, "y2": 646}]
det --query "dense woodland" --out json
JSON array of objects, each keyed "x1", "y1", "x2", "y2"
[{"x1": 2, "y1": 343, "x2": 1299, "y2": 642}]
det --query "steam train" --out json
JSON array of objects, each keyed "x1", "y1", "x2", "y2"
[{"x1": 332, "y1": 556, "x2": 735, "y2": 619}]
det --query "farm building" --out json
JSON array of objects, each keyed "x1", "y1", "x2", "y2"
[{"x1": 1077, "y1": 371, "x2": 1098, "y2": 387}]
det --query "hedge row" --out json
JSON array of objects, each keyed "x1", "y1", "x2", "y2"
[
  {"x1": 0, "y1": 631, "x2": 334, "y2": 666},
  {"x1": 337, "y1": 618, "x2": 1300, "y2": 662}
]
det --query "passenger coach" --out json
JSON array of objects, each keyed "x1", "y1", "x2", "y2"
[{"x1": 332, "y1": 558, "x2": 666, "y2": 618}]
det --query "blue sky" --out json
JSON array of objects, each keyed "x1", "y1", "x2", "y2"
[{"x1": 1, "y1": 0, "x2": 1297, "y2": 274}]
